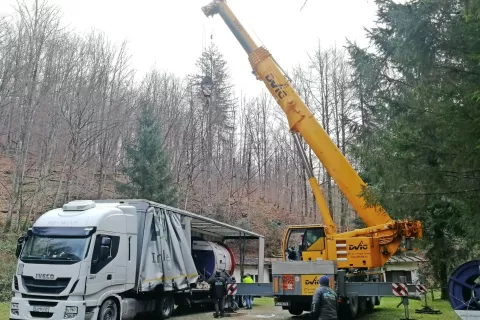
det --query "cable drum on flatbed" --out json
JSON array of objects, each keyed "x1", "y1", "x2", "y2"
[{"x1": 192, "y1": 239, "x2": 236, "y2": 282}]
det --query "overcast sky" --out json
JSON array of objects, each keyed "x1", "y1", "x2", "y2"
[{"x1": 0, "y1": 0, "x2": 377, "y2": 98}]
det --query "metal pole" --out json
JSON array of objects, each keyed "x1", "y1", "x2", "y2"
[{"x1": 258, "y1": 236, "x2": 265, "y2": 282}]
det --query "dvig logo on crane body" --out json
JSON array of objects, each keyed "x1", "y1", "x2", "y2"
[
  {"x1": 304, "y1": 276, "x2": 319, "y2": 286},
  {"x1": 349, "y1": 241, "x2": 368, "y2": 251},
  {"x1": 265, "y1": 73, "x2": 288, "y2": 100}
]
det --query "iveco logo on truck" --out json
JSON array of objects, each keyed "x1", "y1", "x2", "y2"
[
  {"x1": 265, "y1": 73, "x2": 288, "y2": 99},
  {"x1": 35, "y1": 274, "x2": 55, "y2": 280},
  {"x1": 349, "y1": 241, "x2": 368, "y2": 250}
]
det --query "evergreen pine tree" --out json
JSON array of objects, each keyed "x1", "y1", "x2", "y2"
[
  {"x1": 117, "y1": 99, "x2": 177, "y2": 206},
  {"x1": 347, "y1": 0, "x2": 480, "y2": 298}
]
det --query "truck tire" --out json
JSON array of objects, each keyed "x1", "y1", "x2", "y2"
[
  {"x1": 155, "y1": 294, "x2": 175, "y2": 319},
  {"x1": 98, "y1": 298, "x2": 118, "y2": 320},
  {"x1": 339, "y1": 296, "x2": 358, "y2": 320},
  {"x1": 288, "y1": 305, "x2": 303, "y2": 316},
  {"x1": 366, "y1": 297, "x2": 375, "y2": 312},
  {"x1": 358, "y1": 297, "x2": 366, "y2": 314}
]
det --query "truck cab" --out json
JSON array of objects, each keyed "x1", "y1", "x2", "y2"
[
  {"x1": 283, "y1": 225, "x2": 326, "y2": 262},
  {"x1": 11, "y1": 200, "x2": 137, "y2": 320}
]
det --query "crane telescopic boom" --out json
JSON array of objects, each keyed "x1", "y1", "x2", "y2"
[{"x1": 202, "y1": 0, "x2": 422, "y2": 267}]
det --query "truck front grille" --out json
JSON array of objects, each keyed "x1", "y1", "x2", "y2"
[
  {"x1": 22, "y1": 276, "x2": 70, "y2": 294},
  {"x1": 28, "y1": 300, "x2": 58, "y2": 307}
]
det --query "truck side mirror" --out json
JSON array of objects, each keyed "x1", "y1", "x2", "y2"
[
  {"x1": 15, "y1": 232, "x2": 28, "y2": 258},
  {"x1": 101, "y1": 237, "x2": 111, "y2": 246},
  {"x1": 99, "y1": 236, "x2": 111, "y2": 261},
  {"x1": 15, "y1": 242, "x2": 22, "y2": 258}
]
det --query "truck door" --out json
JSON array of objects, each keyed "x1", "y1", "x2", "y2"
[{"x1": 85, "y1": 234, "x2": 120, "y2": 295}]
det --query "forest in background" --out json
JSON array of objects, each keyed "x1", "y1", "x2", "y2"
[
  {"x1": 1, "y1": 0, "x2": 480, "y2": 300},
  {"x1": 0, "y1": 0, "x2": 362, "y2": 253}
]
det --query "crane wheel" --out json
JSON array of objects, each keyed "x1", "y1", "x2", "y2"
[
  {"x1": 366, "y1": 297, "x2": 375, "y2": 312},
  {"x1": 288, "y1": 305, "x2": 303, "y2": 316},
  {"x1": 339, "y1": 296, "x2": 358, "y2": 320},
  {"x1": 358, "y1": 297, "x2": 366, "y2": 313}
]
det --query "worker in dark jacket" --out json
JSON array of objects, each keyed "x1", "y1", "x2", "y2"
[
  {"x1": 311, "y1": 275, "x2": 338, "y2": 320},
  {"x1": 209, "y1": 271, "x2": 227, "y2": 318}
]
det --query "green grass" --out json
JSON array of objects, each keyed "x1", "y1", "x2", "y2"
[
  {"x1": 1, "y1": 302, "x2": 9, "y2": 319},
  {"x1": 367, "y1": 296, "x2": 457, "y2": 320},
  {"x1": 251, "y1": 297, "x2": 273, "y2": 307}
]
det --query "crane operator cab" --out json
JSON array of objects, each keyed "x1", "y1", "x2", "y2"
[{"x1": 283, "y1": 225, "x2": 326, "y2": 262}]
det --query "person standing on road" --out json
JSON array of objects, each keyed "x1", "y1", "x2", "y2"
[
  {"x1": 209, "y1": 271, "x2": 227, "y2": 318},
  {"x1": 311, "y1": 275, "x2": 338, "y2": 320},
  {"x1": 242, "y1": 274, "x2": 254, "y2": 309}
]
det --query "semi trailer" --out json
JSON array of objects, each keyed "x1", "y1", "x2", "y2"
[{"x1": 9, "y1": 199, "x2": 264, "y2": 320}]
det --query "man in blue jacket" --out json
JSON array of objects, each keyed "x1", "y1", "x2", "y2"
[{"x1": 311, "y1": 275, "x2": 338, "y2": 320}]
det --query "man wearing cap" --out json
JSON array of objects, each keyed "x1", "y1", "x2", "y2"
[{"x1": 311, "y1": 275, "x2": 338, "y2": 320}]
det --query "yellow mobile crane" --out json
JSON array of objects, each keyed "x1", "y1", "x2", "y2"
[{"x1": 202, "y1": 1, "x2": 423, "y2": 318}]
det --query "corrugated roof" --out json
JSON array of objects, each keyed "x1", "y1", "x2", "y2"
[{"x1": 93, "y1": 199, "x2": 264, "y2": 240}]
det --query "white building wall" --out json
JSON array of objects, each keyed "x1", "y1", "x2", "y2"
[{"x1": 382, "y1": 262, "x2": 421, "y2": 283}]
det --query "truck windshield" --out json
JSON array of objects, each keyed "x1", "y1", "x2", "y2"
[
  {"x1": 20, "y1": 227, "x2": 94, "y2": 264},
  {"x1": 21, "y1": 236, "x2": 90, "y2": 264}
]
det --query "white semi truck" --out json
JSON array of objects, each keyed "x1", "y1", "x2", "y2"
[{"x1": 9, "y1": 199, "x2": 264, "y2": 320}]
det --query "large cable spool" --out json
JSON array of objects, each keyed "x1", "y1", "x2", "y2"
[
  {"x1": 192, "y1": 238, "x2": 235, "y2": 282},
  {"x1": 448, "y1": 260, "x2": 480, "y2": 319}
]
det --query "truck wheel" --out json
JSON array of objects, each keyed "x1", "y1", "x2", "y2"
[
  {"x1": 155, "y1": 294, "x2": 175, "y2": 319},
  {"x1": 358, "y1": 297, "x2": 366, "y2": 314},
  {"x1": 98, "y1": 298, "x2": 118, "y2": 320},
  {"x1": 288, "y1": 305, "x2": 303, "y2": 316},
  {"x1": 366, "y1": 297, "x2": 375, "y2": 312},
  {"x1": 339, "y1": 296, "x2": 358, "y2": 320}
]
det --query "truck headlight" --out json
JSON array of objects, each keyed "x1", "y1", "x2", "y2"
[{"x1": 64, "y1": 306, "x2": 78, "y2": 319}]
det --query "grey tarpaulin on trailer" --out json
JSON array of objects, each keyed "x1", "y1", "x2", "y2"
[{"x1": 138, "y1": 207, "x2": 199, "y2": 292}]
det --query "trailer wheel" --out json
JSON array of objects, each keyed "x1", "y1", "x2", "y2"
[
  {"x1": 155, "y1": 294, "x2": 175, "y2": 319},
  {"x1": 98, "y1": 298, "x2": 118, "y2": 320}
]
